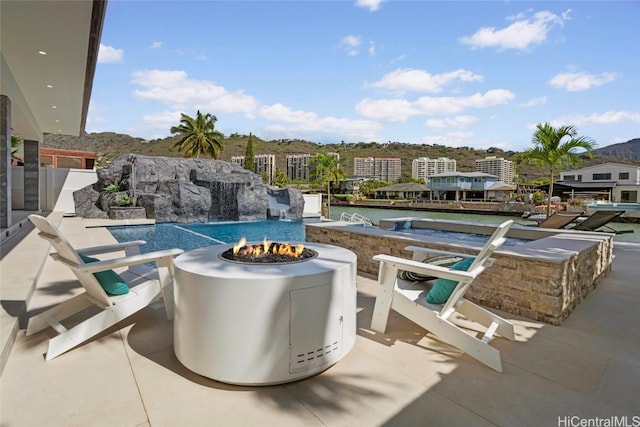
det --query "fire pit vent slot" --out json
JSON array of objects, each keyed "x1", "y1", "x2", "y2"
[{"x1": 292, "y1": 341, "x2": 341, "y2": 372}]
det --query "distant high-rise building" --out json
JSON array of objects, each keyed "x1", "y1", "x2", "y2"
[
  {"x1": 475, "y1": 156, "x2": 515, "y2": 184},
  {"x1": 231, "y1": 154, "x2": 277, "y2": 184},
  {"x1": 286, "y1": 154, "x2": 311, "y2": 181},
  {"x1": 412, "y1": 157, "x2": 456, "y2": 182},
  {"x1": 354, "y1": 157, "x2": 401, "y2": 181},
  {"x1": 231, "y1": 156, "x2": 245, "y2": 168},
  {"x1": 254, "y1": 154, "x2": 276, "y2": 184},
  {"x1": 353, "y1": 157, "x2": 375, "y2": 177}
]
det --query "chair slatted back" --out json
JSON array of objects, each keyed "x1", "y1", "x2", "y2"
[
  {"x1": 440, "y1": 220, "x2": 513, "y2": 316},
  {"x1": 573, "y1": 210, "x2": 624, "y2": 231},
  {"x1": 29, "y1": 215, "x2": 112, "y2": 306}
]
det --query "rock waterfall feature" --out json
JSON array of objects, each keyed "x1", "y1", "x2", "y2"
[{"x1": 73, "y1": 154, "x2": 304, "y2": 223}]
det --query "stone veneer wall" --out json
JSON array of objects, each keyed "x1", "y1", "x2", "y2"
[{"x1": 305, "y1": 223, "x2": 614, "y2": 325}]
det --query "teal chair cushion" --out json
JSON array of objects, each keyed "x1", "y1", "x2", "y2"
[
  {"x1": 79, "y1": 254, "x2": 130, "y2": 296},
  {"x1": 426, "y1": 257, "x2": 475, "y2": 304}
]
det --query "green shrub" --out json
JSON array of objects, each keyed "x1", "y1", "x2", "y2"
[
  {"x1": 116, "y1": 193, "x2": 134, "y2": 206},
  {"x1": 103, "y1": 181, "x2": 122, "y2": 193},
  {"x1": 531, "y1": 191, "x2": 546, "y2": 205}
]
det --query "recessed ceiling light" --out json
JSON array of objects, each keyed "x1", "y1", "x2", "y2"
[
  {"x1": 52, "y1": 105, "x2": 57, "y2": 109},
  {"x1": 46, "y1": 84, "x2": 53, "y2": 88},
  {"x1": 38, "y1": 50, "x2": 47, "y2": 55},
  {"x1": 55, "y1": 119, "x2": 60, "y2": 123}
]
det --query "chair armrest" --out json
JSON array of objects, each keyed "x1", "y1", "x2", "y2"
[
  {"x1": 57, "y1": 248, "x2": 185, "y2": 272},
  {"x1": 76, "y1": 240, "x2": 147, "y2": 256},
  {"x1": 373, "y1": 254, "x2": 480, "y2": 282},
  {"x1": 405, "y1": 246, "x2": 495, "y2": 267},
  {"x1": 404, "y1": 245, "x2": 478, "y2": 259}
]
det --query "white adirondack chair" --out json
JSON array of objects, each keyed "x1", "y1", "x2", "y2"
[
  {"x1": 371, "y1": 219, "x2": 516, "y2": 372},
  {"x1": 26, "y1": 214, "x2": 184, "y2": 361}
]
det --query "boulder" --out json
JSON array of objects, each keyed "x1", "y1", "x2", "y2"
[
  {"x1": 73, "y1": 185, "x2": 107, "y2": 219},
  {"x1": 73, "y1": 154, "x2": 305, "y2": 223}
]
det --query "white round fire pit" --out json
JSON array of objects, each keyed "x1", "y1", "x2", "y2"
[{"x1": 173, "y1": 242, "x2": 357, "y2": 385}]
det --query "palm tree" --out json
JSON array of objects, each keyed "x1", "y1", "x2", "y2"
[
  {"x1": 521, "y1": 123, "x2": 596, "y2": 218},
  {"x1": 170, "y1": 111, "x2": 224, "y2": 158},
  {"x1": 310, "y1": 152, "x2": 345, "y2": 218}
]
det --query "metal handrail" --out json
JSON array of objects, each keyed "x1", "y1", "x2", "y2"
[{"x1": 340, "y1": 212, "x2": 373, "y2": 226}]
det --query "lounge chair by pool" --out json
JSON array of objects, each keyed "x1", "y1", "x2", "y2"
[
  {"x1": 572, "y1": 210, "x2": 633, "y2": 234},
  {"x1": 534, "y1": 212, "x2": 583, "y2": 229}
]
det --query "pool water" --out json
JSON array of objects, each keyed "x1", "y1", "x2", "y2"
[
  {"x1": 108, "y1": 220, "x2": 309, "y2": 254},
  {"x1": 394, "y1": 227, "x2": 528, "y2": 246}
]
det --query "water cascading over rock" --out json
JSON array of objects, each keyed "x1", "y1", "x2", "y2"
[{"x1": 73, "y1": 154, "x2": 304, "y2": 223}]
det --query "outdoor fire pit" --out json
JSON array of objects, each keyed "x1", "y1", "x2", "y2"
[
  {"x1": 219, "y1": 238, "x2": 318, "y2": 264},
  {"x1": 173, "y1": 241, "x2": 357, "y2": 385}
]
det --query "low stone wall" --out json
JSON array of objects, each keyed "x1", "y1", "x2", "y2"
[{"x1": 306, "y1": 221, "x2": 614, "y2": 325}]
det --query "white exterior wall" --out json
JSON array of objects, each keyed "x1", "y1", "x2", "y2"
[
  {"x1": 11, "y1": 165, "x2": 97, "y2": 213},
  {"x1": 560, "y1": 163, "x2": 640, "y2": 185},
  {"x1": 302, "y1": 193, "x2": 322, "y2": 217},
  {"x1": 560, "y1": 163, "x2": 640, "y2": 203}
]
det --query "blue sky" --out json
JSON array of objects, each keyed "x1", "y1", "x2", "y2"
[{"x1": 87, "y1": 0, "x2": 640, "y2": 151}]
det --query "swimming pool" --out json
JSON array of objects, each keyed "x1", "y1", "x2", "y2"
[
  {"x1": 109, "y1": 217, "x2": 531, "y2": 255},
  {"x1": 391, "y1": 227, "x2": 528, "y2": 246},
  {"x1": 108, "y1": 220, "x2": 309, "y2": 254},
  {"x1": 372, "y1": 220, "x2": 529, "y2": 247}
]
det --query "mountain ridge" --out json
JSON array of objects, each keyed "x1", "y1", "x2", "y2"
[{"x1": 42, "y1": 132, "x2": 640, "y2": 181}]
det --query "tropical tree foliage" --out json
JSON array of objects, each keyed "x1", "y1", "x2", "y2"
[
  {"x1": 273, "y1": 169, "x2": 289, "y2": 188},
  {"x1": 244, "y1": 133, "x2": 255, "y2": 171},
  {"x1": 520, "y1": 123, "x2": 596, "y2": 217},
  {"x1": 310, "y1": 152, "x2": 345, "y2": 218},
  {"x1": 170, "y1": 111, "x2": 224, "y2": 159},
  {"x1": 358, "y1": 180, "x2": 389, "y2": 199},
  {"x1": 11, "y1": 135, "x2": 22, "y2": 154}
]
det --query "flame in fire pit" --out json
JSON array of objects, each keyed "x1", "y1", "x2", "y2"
[
  {"x1": 232, "y1": 237, "x2": 305, "y2": 258},
  {"x1": 223, "y1": 238, "x2": 316, "y2": 264}
]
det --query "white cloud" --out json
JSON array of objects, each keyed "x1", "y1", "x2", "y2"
[
  {"x1": 355, "y1": 0, "x2": 384, "y2": 12},
  {"x1": 372, "y1": 68, "x2": 483, "y2": 94},
  {"x1": 137, "y1": 110, "x2": 183, "y2": 131},
  {"x1": 357, "y1": 89, "x2": 515, "y2": 121},
  {"x1": 368, "y1": 41, "x2": 376, "y2": 56},
  {"x1": 459, "y1": 10, "x2": 566, "y2": 50},
  {"x1": 149, "y1": 41, "x2": 163, "y2": 49},
  {"x1": 390, "y1": 54, "x2": 408, "y2": 64},
  {"x1": 550, "y1": 111, "x2": 640, "y2": 127},
  {"x1": 98, "y1": 44, "x2": 123, "y2": 63},
  {"x1": 426, "y1": 115, "x2": 479, "y2": 129},
  {"x1": 340, "y1": 35, "x2": 362, "y2": 56},
  {"x1": 549, "y1": 71, "x2": 618, "y2": 92},
  {"x1": 259, "y1": 103, "x2": 382, "y2": 141},
  {"x1": 520, "y1": 96, "x2": 547, "y2": 107},
  {"x1": 131, "y1": 69, "x2": 259, "y2": 114}
]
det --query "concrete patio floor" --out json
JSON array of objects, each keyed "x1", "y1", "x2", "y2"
[{"x1": 1, "y1": 215, "x2": 639, "y2": 427}]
